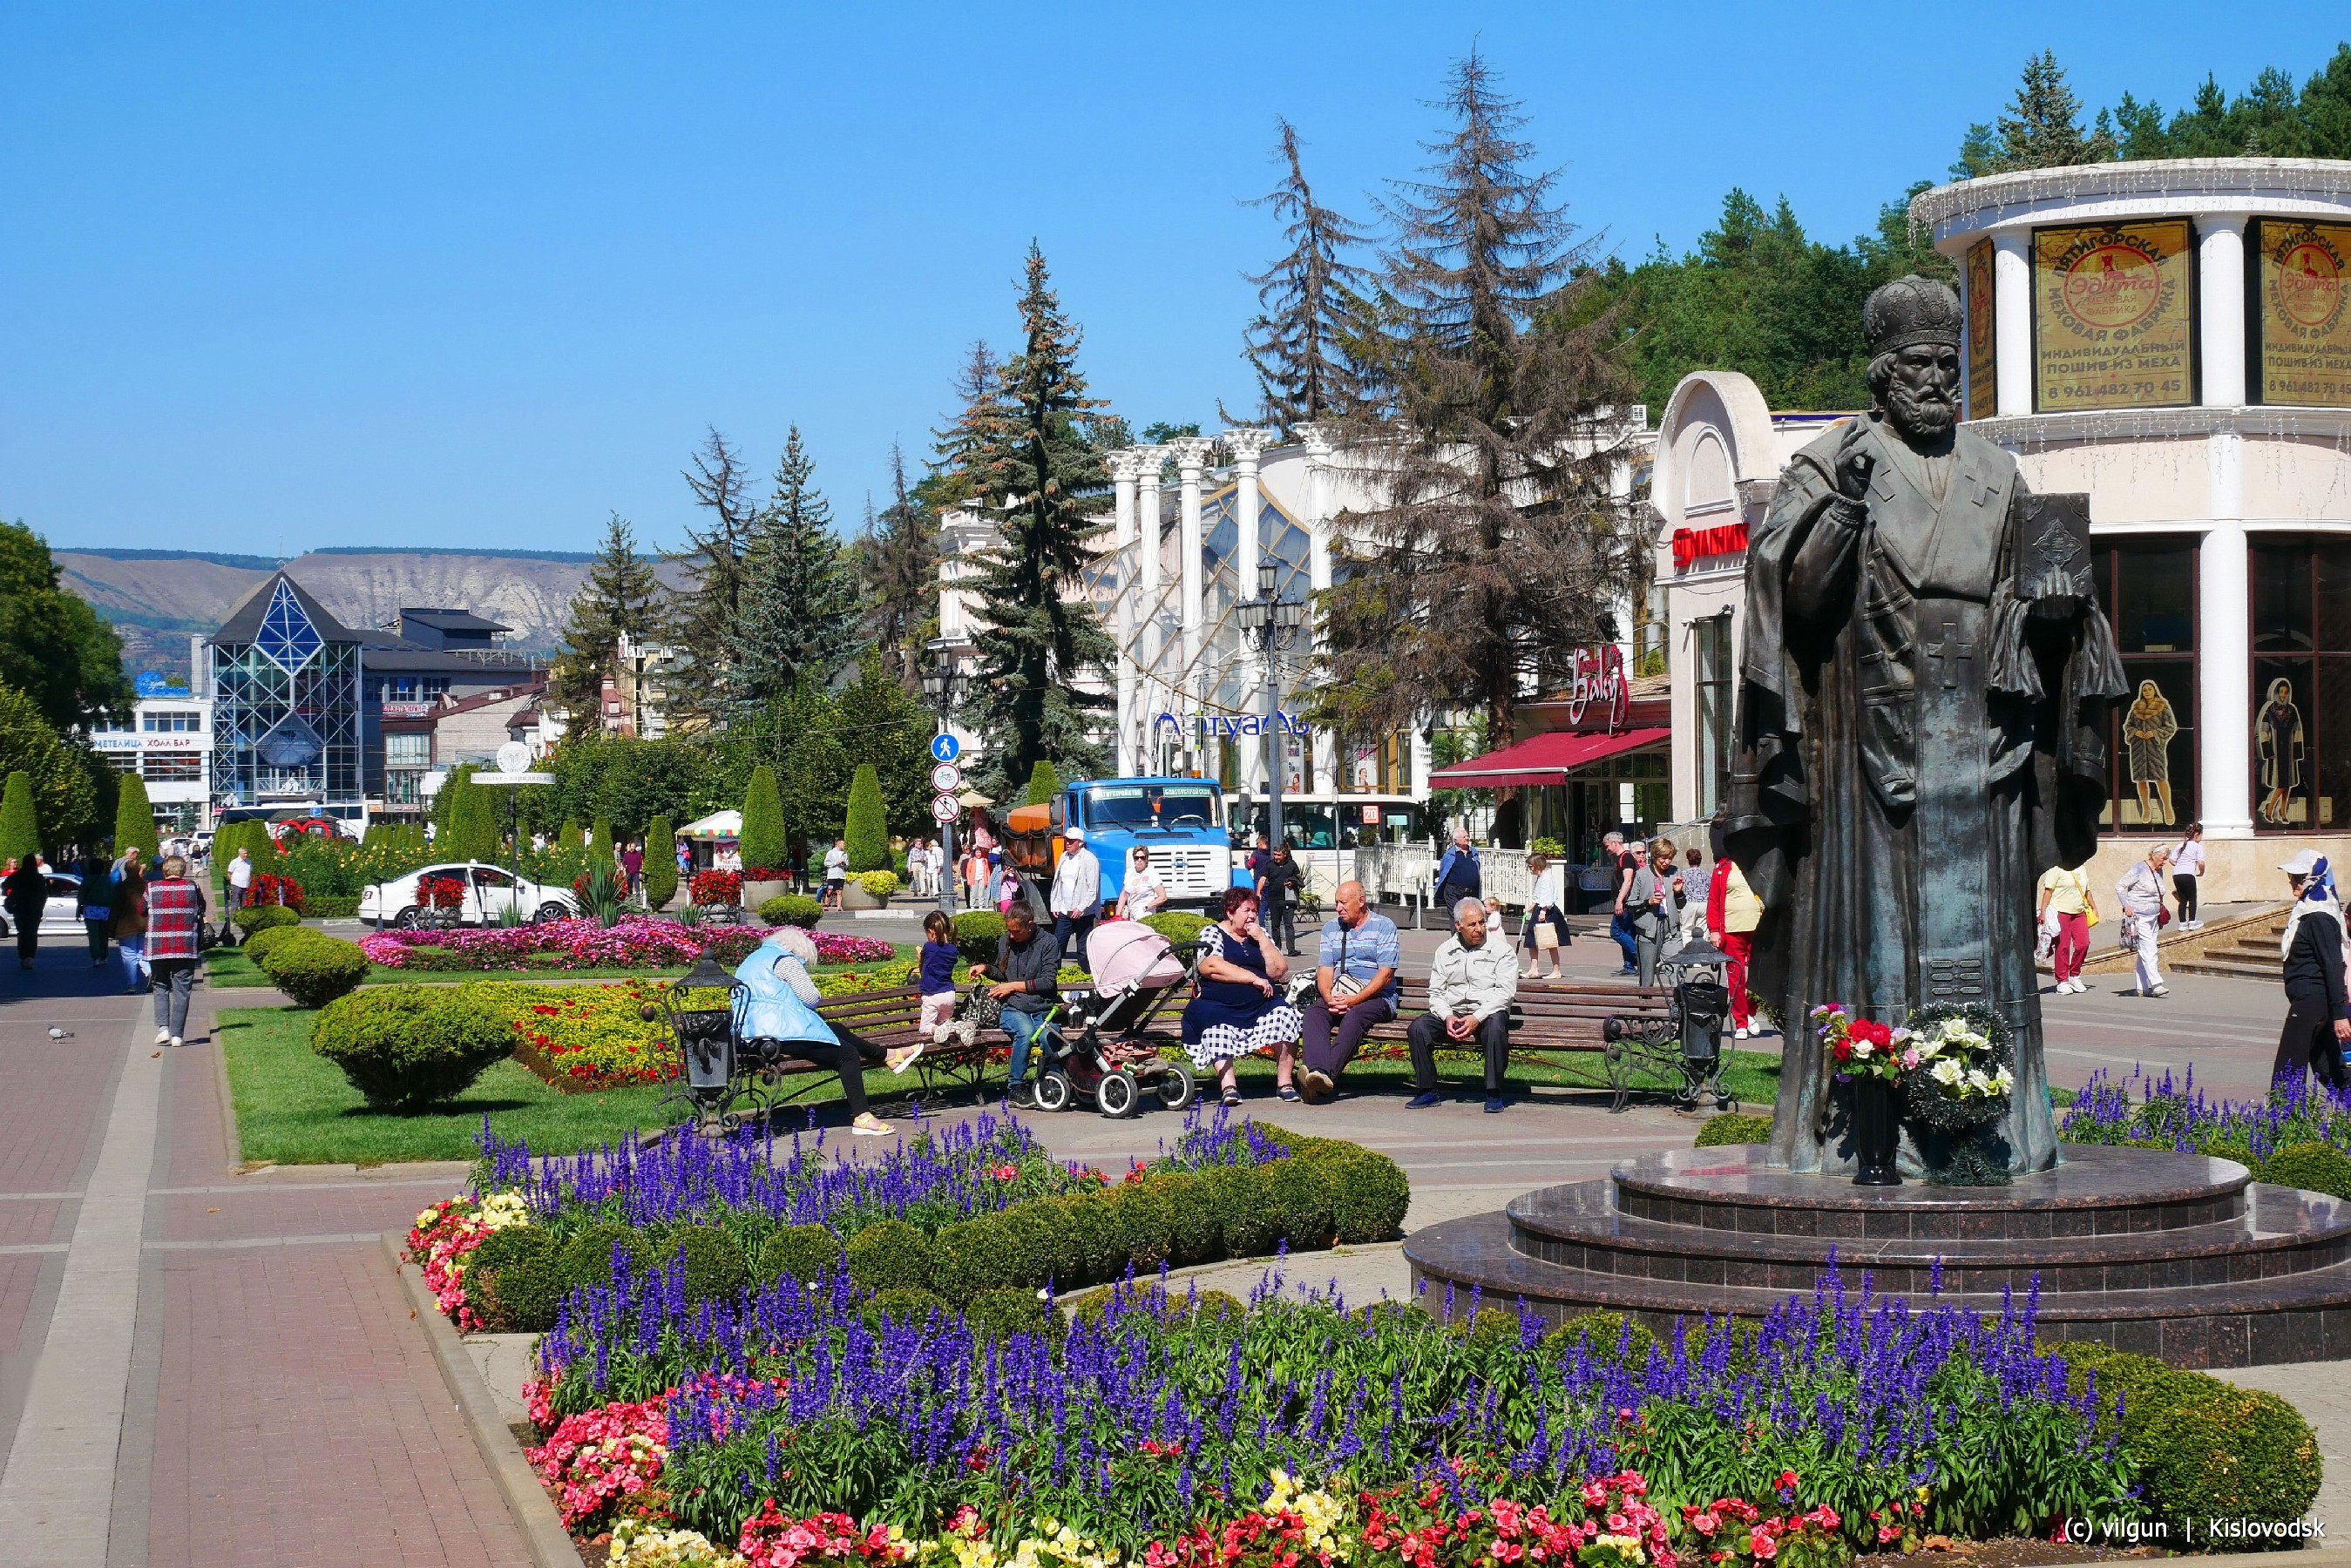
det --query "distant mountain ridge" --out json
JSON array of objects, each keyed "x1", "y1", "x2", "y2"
[{"x1": 57, "y1": 547, "x2": 688, "y2": 685}]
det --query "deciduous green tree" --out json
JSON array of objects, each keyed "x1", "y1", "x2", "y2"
[
  {"x1": 855, "y1": 444, "x2": 938, "y2": 692},
  {"x1": 0, "y1": 521, "x2": 132, "y2": 735},
  {"x1": 833, "y1": 652, "x2": 932, "y2": 836},
  {"x1": 0, "y1": 685, "x2": 98, "y2": 854}
]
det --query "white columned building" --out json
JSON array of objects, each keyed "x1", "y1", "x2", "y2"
[
  {"x1": 1169, "y1": 436, "x2": 1215, "y2": 686},
  {"x1": 1107, "y1": 449, "x2": 1146, "y2": 777},
  {"x1": 1296, "y1": 423, "x2": 1338, "y2": 793},
  {"x1": 1222, "y1": 427, "x2": 1274, "y2": 787}
]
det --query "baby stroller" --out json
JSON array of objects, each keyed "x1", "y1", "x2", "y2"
[{"x1": 1030, "y1": 919, "x2": 1199, "y2": 1119}]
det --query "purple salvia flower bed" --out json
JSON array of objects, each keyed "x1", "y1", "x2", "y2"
[{"x1": 2059, "y1": 1064, "x2": 2351, "y2": 1163}]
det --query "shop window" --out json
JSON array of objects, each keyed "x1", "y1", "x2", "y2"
[
  {"x1": 2250, "y1": 540, "x2": 2351, "y2": 830},
  {"x1": 384, "y1": 732, "x2": 430, "y2": 768},
  {"x1": 2090, "y1": 540, "x2": 2196, "y2": 832},
  {"x1": 1691, "y1": 616, "x2": 1733, "y2": 817},
  {"x1": 144, "y1": 754, "x2": 203, "y2": 782}
]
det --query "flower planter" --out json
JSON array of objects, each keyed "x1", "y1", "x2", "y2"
[
  {"x1": 839, "y1": 881, "x2": 884, "y2": 910},
  {"x1": 742, "y1": 878, "x2": 788, "y2": 912}
]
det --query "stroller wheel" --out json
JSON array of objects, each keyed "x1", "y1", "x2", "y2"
[
  {"x1": 1033, "y1": 1070, "x2": 1075, "y2": 1114},
  {"x1": 1156, "y1": 1060, "x2": 1196, "y2": 1112},
  {"x1": 1096, "y1": 1070, "x2": 1141, "y2": 1119}
]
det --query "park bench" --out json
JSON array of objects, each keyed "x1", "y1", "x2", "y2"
[{"x1": 661, "y1": 974, "x2": 1684, "y2": 1124}]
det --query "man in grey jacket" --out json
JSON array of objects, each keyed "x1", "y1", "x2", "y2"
[{"x1": 1406, "y1": 898, "x2": 1520, "y2": 1114}]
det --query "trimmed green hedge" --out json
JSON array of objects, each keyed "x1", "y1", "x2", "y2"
[
  {"x1": 307, "y1": 895, "x2": 361, "y2": 919},
  {"x1": 1694, "y1": 1113, "x2": 1774, "y2": 1148},
  {"x1": 258, "y1": 930, "x2": 370, "y2": 1008},
  {"x1": 2053, "y1": 1340, "x2": 2321, "y2": 1537},
  {"x1": 241, "y1": 924, "x2": 302, "y2": 967},
  {"x1": 1144, "y1": 911, "x2": 1209, "y2": 945},
  {"x1": 2259, "y1": 1139, "x2": 2351, "y2": 1201},
  {"x1": 758, "y1": 894, "x2": 823, "y2": 929},
  {"x1": 951, "y1": 911, "x2": 1005, "y2": 967},
  {"x1": 234, "y1": 903, "x2": 300, "y2": 936},
  {"x1": 308, "y1": 984, "x2": 514, "y2": 1107}
]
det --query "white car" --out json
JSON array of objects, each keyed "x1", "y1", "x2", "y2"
[{"x1": 358, "y1": 862, "x2": 579, "y2": 929}]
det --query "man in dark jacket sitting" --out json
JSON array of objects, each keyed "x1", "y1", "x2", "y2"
[
  {"x1": 2273, "y1": 849, "x2": 2351, "y2": 1092},
  {"x1": 969, "y1": 901, "x2": 1061, "y2": 1107}
]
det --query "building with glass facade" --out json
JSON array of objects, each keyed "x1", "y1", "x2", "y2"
[{"x1": 206, "y1": 573, "x2": 366, "y2": 817}]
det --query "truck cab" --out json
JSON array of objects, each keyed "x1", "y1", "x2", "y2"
[{"x1": 1002, "y1": 776, "x2": 1233, "y2": 915}]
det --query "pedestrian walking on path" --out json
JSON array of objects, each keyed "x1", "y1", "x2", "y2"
[
  {"x1": 143, "y1": 855, "x2": 207, "y2": 1046},
  {"x1": 222, "y1": 842, "x2": 252, "y2": 943},
  {"x1": 3, "y1": 855, "x2": 47, "y2": 969},
  {"x1": 1627, "y1": 837, "x2": 1685, "y2": 988},
  {"x1": 1521, "y1": 850, "x2": 1570, "y2": 981},
  {"x1": 2116, "y1": 846, "x2": 2172, "y2": 998},
  {"x1": 1257, "y1": 842, "x2": 1304, "y2": 956},
  {"x1": 112, "y1": 846, "x2": 148, "y2": 992},
  {"x1": 2037, "y1": 862, "x2": 2098, "y2": 994},
  {"x1": 1707, "y1": 853, "x2": 1764, "y2": 1036},
  {"x1": 1432, "y1": 827, "x2": 1481, "y2": 912},
  {"x1": 76, "y1": 853, "x2": 112, "y2": 968},
  {"x1": 2273, "y1": 848, "x2": 2351, "y2": 1092},
  {"x1": 1605, "y1": 833, "x2": 1643, "y2": 975},
  {"x1": 2172, "y1": 822, "x2": 2205, "y2": 929},
  {"x1": 1048, "y1": 826, "x2": 1101, "y2": 974}
]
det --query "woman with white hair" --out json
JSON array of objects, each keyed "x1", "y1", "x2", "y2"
[{"x1": 732, "y1": 926, "x2": 920, "y2": 1136}]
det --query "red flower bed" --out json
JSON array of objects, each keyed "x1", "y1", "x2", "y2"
[
  {"x1": 692, "y1": 868, "x2": 743, "y2": 906},
  {"x1": 250, "y1": 871, "x2": 305, "y2": 910},
  {"x1": 420, "y1": 875, "x2": 467, "y2": 910}
]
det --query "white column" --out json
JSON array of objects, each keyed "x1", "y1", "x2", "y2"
[
  {"x1": 2199, "y1": 218, "x2": 2248, "y2": 409},
  {"x1": 1993, "y1": 230, "x2": 2032, "y2": 417},
  {"x1": 1132, "y1": 446, "x2": 1168, "y2": 756},
  {"x1": 1108, "y1": 449, "x2": 1145, "y2": 776},
  {"x1": 1223, "y1": 429, "x2": 1273, "y2": 787},
  {"x1": 2200, "y1": 431, "x2": 2253, "y2": 839},
  {"x1": 1297, "y1": 423, "x2": 1337, "y2": 793},
  {"x1": 1170, "y1": 436, "x2": 1215, "y2": 679}
]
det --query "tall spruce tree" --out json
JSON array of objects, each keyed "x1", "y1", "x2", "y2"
[
  {"x1": 667, "y1": 427, "x2": 760, "y2": 726},
  {"x1": 856, "y1": 443, "x2": 939, "y2": 691},
  {"x1": 1230, "y1": 118, "x2": 1376, "y2": 436},
  {"x1": 958, "y1": 247, "x2": 1116, "y2": 799},
  {"x1": 553, "y1": 513, "x2": 666, "y2": 733},
  {"x1": 725, "y1": 426, "x2": 860, "y2": 719},
  {"x1": 1952, "y1": 51, "x2": 2114, "y2": 176},
  {"x1": 1318, "y1": 52, "x2": 1637, "y2": 779},
  {"x1": 919, "y1": 341, "x2": 1005, "y2": 512}
]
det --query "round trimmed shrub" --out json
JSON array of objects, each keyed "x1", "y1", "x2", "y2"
[
  {"x1": 1147, "y1": 1173, "x2": 1220, "y2": 1267},
  {"x1": 1047, "y1": 1193, "x2": 1125, "y2": 1288},
  {"x1": 234, "y1": 902, "x2": 300, "y2": 936},
  {"x1": 856, "y1": 870, "x2": 900, "y2": 899},
  {"x1": 1143, "y1": 911, "x2": 1209, "y2": 947},
  {"x1": 844, "y1": 1219, "x2": 936, "y2": 1295},
  {"x1": 659, "y1": 1224, "x2": 749, "y2": 1306},
  {"x1": 756, "y1": 1224, "x2": 844, "y2": 1288},
  {"x1": 1541, "y1": 1311, "x2": 1659, "y2": 1370},
  {"x1": 1110, "y1": 1183, "x2": 1176, "y2": 1273},
  {"x1": 241, "y1": 924, "x2": 301, "y2": 966},
  {"x1": 259, "y1": 930, "x2": 370, "y2": 1009},
  {"x1": 467, "y1": 1227, "x2": 556, "y2": 1332},
  {"x1": 965, "y1": 1286, "x2": 1055, "y2": 1342},
  {"x1": 951, "y1": 911, "x2": 1006, "y2": 968},
  {"x1": 2260, "y1": 1139, "x2": 2351, "y2": 1201},
  {"x1": 993, "y1": 1203, "x2": 1064, "y2": 1290},
  {"x1": 556, "y1": 1224, "x2": 642, "y2": 1293},
  {"x1": 757, "y1": 894, "x2": 823, "y2": 929},
  {"x1": 2139, "y1": 1389, "x2": 2321, "y2": 1536},
  {"x1": 932, "y1": 1215, "x2": 1019, "y2": 1303},
  {"x1": 481, "y1": 1254, "x2": 568, "y2": 1333},
  {"x1": 2052, "y1": 1342, "x2": 2198, "y2": 1438},
  {"x1": 861, "y1": 1285, "x2": 945, "y2": 1328},
  {"x1": 1199, "y1": 1164, "x2": 1279, "y2": 1259},
  {"x1": 1694, "y1": 1112, "x2": 1775, "y2": 1148},
  {"x1": 1303, "y1": 1147, "x2": 1411, "y2": 1243},
  {"x1": 309, "y1": 985, "x2": 514, "y2": 1108},
  {"x1": 1262, "y1": 1159, "x2": 1338, "y2": 1252},
  {"x1": 1457, "y1": 1306, "x2": 1527, "y2": 1348}
]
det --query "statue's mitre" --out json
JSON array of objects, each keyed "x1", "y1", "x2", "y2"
[{"x1": 1862, "y1": 275, "x2": 1963, "y2": 356}]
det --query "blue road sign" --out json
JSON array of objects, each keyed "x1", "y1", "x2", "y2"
[{"x1": 931, "y1": 732, "x2": 961, "y2": 764}]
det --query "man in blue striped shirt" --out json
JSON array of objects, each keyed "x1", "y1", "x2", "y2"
[{"x1": 1297, "y1": 881, "x2": 1400, "y2": 1102}]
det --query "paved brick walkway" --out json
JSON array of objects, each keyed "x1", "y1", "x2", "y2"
[{"x1": 0, "y1": 946, "x2": 526, "y2": 1565}]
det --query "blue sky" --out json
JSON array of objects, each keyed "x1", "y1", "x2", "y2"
[{"x1": 6, "y1": 4, "x2": 2347, "y2": 558}]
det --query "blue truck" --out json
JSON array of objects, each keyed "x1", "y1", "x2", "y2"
[{"x1": 1004, "y1": 776, "x2": 1236, "y2": 915}]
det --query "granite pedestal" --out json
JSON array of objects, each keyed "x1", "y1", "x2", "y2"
[{"x1": 1402, "y1": 1144, "x2": 2351, "y2": 1367}]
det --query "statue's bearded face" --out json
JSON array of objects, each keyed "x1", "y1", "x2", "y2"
[{"x1": 1878, "y1": 343, "x2": 1961, "y2": 439}]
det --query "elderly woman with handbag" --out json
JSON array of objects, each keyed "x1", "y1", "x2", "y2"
[{"x1": 1520, "y1": 851, "x2": 1569, "y2": 982}]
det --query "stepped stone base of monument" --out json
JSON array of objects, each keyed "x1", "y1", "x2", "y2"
[{"x1": 1402, "y1": 1144, "x2": 2351, "y2": 1367}]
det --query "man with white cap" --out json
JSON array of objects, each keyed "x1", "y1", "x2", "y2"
[
  {"x1": 1049, "y1": 826, "x2": 1102, "y2": 973},
  {"x1": 2273, "y1": 848, "x2": 2350, "y2": 1092}
]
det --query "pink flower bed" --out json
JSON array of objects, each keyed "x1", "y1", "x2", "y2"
[{"x1": 359, "y1": 917, "x2": 894, "y2": 971}]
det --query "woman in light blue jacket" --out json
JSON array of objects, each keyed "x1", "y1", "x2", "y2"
[{"x1": 733, "y1": 927, "x2": 917, "y2": 1137}]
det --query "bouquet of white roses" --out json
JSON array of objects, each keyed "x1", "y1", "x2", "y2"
[{"x1": 1910, "y1": 1015, "x2": 2015, "y2": 1104}]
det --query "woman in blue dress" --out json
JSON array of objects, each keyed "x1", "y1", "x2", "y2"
[{"x1": 1182, "y1": 886, "x2": 1304, "y2": 1107}]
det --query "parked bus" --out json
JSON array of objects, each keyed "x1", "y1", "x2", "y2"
[
  {"x1": 1003, "y1": 776, "x2": 1235, "y2": 915},
  {"x1": 1225, "y1": 792, "x2": 1433, "y2": 901}
]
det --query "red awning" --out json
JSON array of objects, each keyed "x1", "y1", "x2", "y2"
[{"x1": 1426, "y1": 727, "x2": 1670, "y2": 788}]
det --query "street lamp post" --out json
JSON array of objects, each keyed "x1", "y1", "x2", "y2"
[
  {"x1": 920, "y1": 650, "x2": 969, "y2": 916},
  {"x1": 1233, "y1": 557, "x2": 1308, "y2": 857}
]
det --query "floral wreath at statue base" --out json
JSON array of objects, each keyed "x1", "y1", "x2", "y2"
[{"x1": 1900, "y1": 1002, "x2": 2016, "y2": 1188}]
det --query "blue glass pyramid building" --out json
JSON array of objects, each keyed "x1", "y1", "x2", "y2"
[{"x1": 207, "y1": 574, "x2": 365, "y2": 808}]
